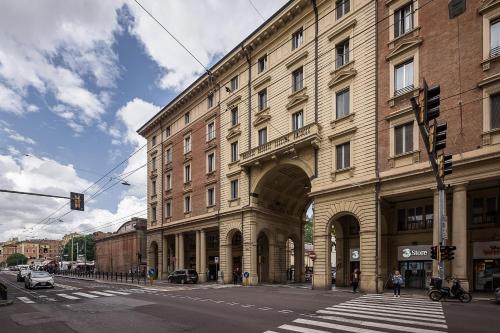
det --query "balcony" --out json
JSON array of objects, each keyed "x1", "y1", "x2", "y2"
[{"x1": 240, "y1": 122, "x2": 321, "y2": 167}]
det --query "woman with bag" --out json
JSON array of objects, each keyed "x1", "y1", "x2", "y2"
[{"x1": 392, "y1": 270, "x2": 404, "y2": 297}]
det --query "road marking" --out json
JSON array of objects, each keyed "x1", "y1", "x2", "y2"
[
  {"x1": 17, "y1": 296, "x2": 35, "y2": 304},
  {"x1": 54, "y1": 283, "x2": 80, "y2": 290},
  {"x1": 226, "y1": 302, "x2": 239, "y2": 305},
  {"x1": 104, "y1": 290, "x2": 131, "y2": 295},
  {"x1": 258, "y1": 307, "x2": 273, "y2": 311},
  {"x1": 279, "y1": 310, "x2": 294, "y2": 314},
  {"x1": 351, "y1": 298, "x2": 443, "y2": 310},
  {"x1": 340, "y1": 302, "x2": 444, "y2": 315},
  {"x1": 89, "y1": 291, "x2": 115, "y2": 297},
  {"x1": 323, "y1": 307, "x2": 446, "y2": 322},
  {"x1": 57, "y1": 294, "x2": 80, "y2": 300},
  {"x1": 241, "y1": 304, "x2": 254, "y2": 308},
  {"x1": 73, "y1": 292, "x2": 99, "y2": 298}
]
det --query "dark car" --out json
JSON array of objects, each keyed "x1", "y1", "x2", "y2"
[{"x1": 167, "y1": 269, "x2": 198, "y2": 284}]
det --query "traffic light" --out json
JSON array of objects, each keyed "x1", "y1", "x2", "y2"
[
  {"x1": 438, "y1": 154, "x2": 453, "y2": 178},
  {"x1": 70, "y1": 192, "x2": 84, "y2": 211},
  {"x1": 430, "y1": 246, "x2": 438, "y2": 260},
  {"x1": 435, "y1": 122, "x2": 447, "y2": 152},
  {"x1": 416, "y1": 82, "x2": 441, "y2": 125},
  {"x1": 440, "y1": 245, "x2": 456, "y2": 261}
]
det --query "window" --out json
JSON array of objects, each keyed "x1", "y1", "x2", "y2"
[
  {"x1": 292, "y1": 111, "x2": 304, "y2": 130},
  {"x1": 336, "y1": 88, "x2": 350, "y2": 119},
  {"x1": 151, "y1": 180, "x2": 156, "y2": 194},
  {"x1": 184, "y1": 164, "x2": 191, "y2": 183},
  {"x1": 230, "y1": 141, "x2": 238, "y2": 162},
  {"x1": 230, "y1": 75, "x2": 239, "y2": 92},
  {"x1": 152, "y1": 135, "x2": 156, "y2": 146},
  {"x1": 151, "y1": 206, "x2": 157, "y2": 221},
  {"x1": 166, "y1": 173, "x2": 172, "y2": 190},
  {"x1": 394, "y1": 60, "x2": 414, "y2": 95},
  {"x1": 230, "y1": 179, "x2": 239, "y2": 200},
  {"x1": 207, "y1": 122, "x2": 215, "y2": 141},
  {"x1": 492, "y1": 93, "x2": 500, "y2": 130},
  {"x1": 184, "y1": 112, "x2": 190, "y2": 125},
  {"x1": 184, "y1": 195, "x2": 191, "y2": 213},
  {"x1": 335, "y1": 142, "x2": 350, "y2": 170},
  {"x1": 395, "y1": 122, "x2": 413, "y2": 155},
  {"x1": 397, "y1": 205, "x2": 433, "y2": 231},
  {"x1": 184, "y1": 135, "x2": 191, "y2": 154},
  {"x1": 292, "y1": 67, "x2": 304, "y2": 92},
  {"x1": 207, "y1": 152, "x2": 215, "y2": 173},
  {"x1": 492, "y1": 19, "x2": 500, "y2": 57},
  {"x1": 208, "y1": 93, "x2": 214, "y2": 108},
  {"x1": 258, "y1": 89, "x2": 267, "y2": 111},
  {"x1": 394, "y1": 3, "x2": 413, "y2": 38},
  {"x1": 472, "y1": 196, "x2": 499, "y2": 225},
  {"x1": 258, "y1": 127, "x2": 267, "y2": 146},
  {"x1": 165, "y1": 201, "x2": 172, "y2": 218},
  {"x1": 207, "y1": 187, "x2": 215, "y2": 207},
  {"x1": 336, "y1": 0, "x2": 350, "y2": 20},
  {"x1": 292, "y1": 29, "x2": 303, "y2": 50},
  {"x1": 151, "y1": 156, "x2": 157, "y2": 170},
  {"x1": 165, "y1": 126, "x2": 171, "y2": 137},
  {"x1": 336, "y1": 39, "x2": 349, "y2": 68},
  {"x1": 231, "y1": 106, "x2": 239, "y2": 126},
  {"x1": 165, "y1": 148, "x2": 172, "y2": 163},
  {"x1": 258, "y1": 55, "x2": 268, "y2": 73}
]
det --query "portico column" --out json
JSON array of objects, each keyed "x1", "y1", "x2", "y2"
[
  {"x1": 196, "y1": 230, "x2": 201, "y2": 275},
  {"x1": 162, "y1": 236, "x2": 168, "y2": 279},
  {"x1": 452, "y1": 184, "x2": 469, "y2": 290},
  {"x1": 175, "y1": 234, "x2": 179, "y2": 270},
  {"x1": 178, "y1": 233, "x2": 185, "y2": 269},
  {"x1": 432, "y1": 190, "x2": 439, "y2": 277},
  {"x1": 243, "y1": 220, "x2": 258, "y2": 285},
  {"x1": 200, "y1": 230, "x2": 207, "y2": 283}
]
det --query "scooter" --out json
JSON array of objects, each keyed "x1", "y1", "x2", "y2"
[{"x1": 429, "y1": 279, "x2": 472, "y2": 303}]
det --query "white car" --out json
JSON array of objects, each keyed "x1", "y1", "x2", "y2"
[{"x1": 25, "y1": 271, "x2": 54, "y2": 289}]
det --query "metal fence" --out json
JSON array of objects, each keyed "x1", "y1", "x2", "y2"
[{"x1": 59, "y1": 270, "x2": 148, "y2": 285}]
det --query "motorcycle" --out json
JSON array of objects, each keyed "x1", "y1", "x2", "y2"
[{"x1": 429, "y1": 279, "x2": 472, "y2": 303}]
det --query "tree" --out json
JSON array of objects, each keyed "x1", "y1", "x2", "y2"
[
  {"x1": 304, "y1": 216, "x2": 313, "y2": 244},
  {"x1": 63, "y1": 234, "x2": 95, "y2": 261},
  {"x1": 7, "y1": 253, "x2": 28, "y2": 266}
]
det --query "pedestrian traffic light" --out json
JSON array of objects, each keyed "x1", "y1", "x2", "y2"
[
  {"x1": 437, "y1": 154, "x2": 453, "y2": 178},
  {"x1": 430, "y1": 246, "x2": 438, "y2": 260},
  {"x1": 70, "y1": 192, "x2": 84, "y2": 211}
]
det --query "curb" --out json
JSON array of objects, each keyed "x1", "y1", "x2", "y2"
[{"x1": 0, "y1": 300, "x2": 14, "y2": 307}]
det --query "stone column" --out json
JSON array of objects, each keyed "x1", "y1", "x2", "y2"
[
  {"x1": 432, "y1": 190, "x2": 439, "y2": 277},
  {"x1": 162, "y1": 236, "x2": 168, "y2": 279},
  {"x1": 178, "y1": 233, "x2": 185, "y2": 269},
  {"x1": 200, "y1": 229, "x2": 207, "y2": 283},
  {"x1": 196, "y1": 230, "x2": 201, "y2": 274},
  {"x1": 175, "y1": 234, "x2": 179, "y2": 270},
  {"x1": 243, "y1": 220, "x2": 258, "y2": 285},
  {"x1": 452, "y1": 184, "x2": 469, "y2": 290}
]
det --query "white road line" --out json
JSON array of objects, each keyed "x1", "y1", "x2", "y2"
[
  {"x1": 315, "y1": 311, "x2": 448, "y2": 329},
  {"x1": 341, "y1": 302, "x2": 443, "y2": 315},
  {"x1": 89, "y1": 291, "x2": 115, "y2": 297},
  {"x1": 259, "y1": 307, "x2": 273, "y2": 311},
  {"x1": 328, "y1": 305, "x2": 444, "y2": 318},
  {"x1": 45, "y1": 298, "x2": 57, "y2": 302},
  {"x1": 279, "y1": 310, "x2": 294, "y2": 314},
  {"x1": 73, "y1": 292, "x2": 99, "y2": 298},
  {"x1": 104, "y1": 290, "x2": 131, "y2": 295},
  {"x1": 226, "y1": 302, "x2": 239, "y2": 305},
  {"x1": 353, "y1": 298, "x2": 443, "y2": 309},
  {"x1": 280, "y1": 323, "x2": 384, "y2": 333},
  {"x1": 297, "y1": 316, "x2": 447, "y2": 333},
  {"x1": 17, "y1": 296, "x2": 35, "y2": 304},
  {"x1": 365, "y1": 294, "x2": 440, "y2": 303},
  {"x1": 57, "y1": 294, "x2": 80, "y2": 300},
  {"x1": 54, "y1": 283, "x2": 80, "y2": 290},
  {"x1": 325, "y1": 306, "x2": 446, "y2": 321},
  {"x1": 241, "y1": 304, "x2": 254, "y2": 308}
]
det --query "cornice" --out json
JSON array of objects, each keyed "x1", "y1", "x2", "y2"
[
  {"x1": 386, "y1": 36, "x2": 423, "y2": 61},
  {"x1": 478, "y1": 0, "x2": 500, "y2": 15},
  {"x1": 285, "y1": 50, "x2": 309, "y2": 69},
  {"x1": 253, "y1": 75, "x2": 272, "y2": 90},
  {"x1": 478, "y1": 72, "x2": 500, "y2": 88},
  {"x1": 328, "y1": 19, "x2": 357, "y2": 42}
]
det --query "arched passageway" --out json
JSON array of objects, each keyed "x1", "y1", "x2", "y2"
[
  {"x1": 148, "y1": 241, "x2": 159, "y2": 278},
  {"x1": 226, "y1": 230, "x2": 243, "y2": 283},
  {"x1": 257, "y1": 232, "x2": 270, "y2": 283}
]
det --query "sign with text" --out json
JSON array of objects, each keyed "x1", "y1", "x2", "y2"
[
  {"x1": 397, "y1": 245, "x2": 432, "y2": 261},
  {"x1": 473, "y1": 241, "x2": 500, "y2": 259}
]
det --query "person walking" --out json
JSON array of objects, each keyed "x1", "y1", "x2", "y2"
[
  {"x1": 392, "y1": 270, "x2": 403, "y2": 297},
  {"x1": 351, "y1": 268, "x2": 361, "y2": 293}
]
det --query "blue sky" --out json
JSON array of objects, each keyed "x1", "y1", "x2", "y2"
[{"x1": 0, "y1": 0, "x2": 287, "y2": 241}]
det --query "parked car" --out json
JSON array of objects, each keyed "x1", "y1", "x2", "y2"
[
  {"x1": 24, "y1": 271, "x2": 54, "y2": 289},
  {"x1": 167, "y1": 269, "x2": 198, "y2": 284},
  {"x1": 17, "y1": 268, "x2": 31, "y2": 282},
  {"x1": 495, "y1": 287, "x2": 500, "y2": 304}
]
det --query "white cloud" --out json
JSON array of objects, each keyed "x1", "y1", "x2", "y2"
[
  {"x1": 0, "y1": 83, "x2": 38, "y2": 115},
  {"x1": 1, "y1": 127, "x2": 36, "y2": 145}
]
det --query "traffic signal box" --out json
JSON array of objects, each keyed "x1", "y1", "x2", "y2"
[{"x1": 70, "y1": 192, "x2": 85, "y2": 211}]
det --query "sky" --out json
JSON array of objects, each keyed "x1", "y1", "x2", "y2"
[{"x1": 0, "y1": 0, "x2": 288, "y2": 242}]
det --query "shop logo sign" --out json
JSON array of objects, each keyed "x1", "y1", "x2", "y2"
[
  {"x1": 402, "y1": 248, "x2": 428, "y2": 258},
  {"x1": 351, "y1": 250, "x2": 360, "y2": 260},
  {"x1": 402, "y1": 248, "x2": 412, "y2": 258}
]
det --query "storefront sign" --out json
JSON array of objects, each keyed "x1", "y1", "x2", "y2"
[
  {"x1": 473, "y1": 241, "x2": 500, "y2": 259},
  {"x1": 397, "y1": 245, "x2": 432, "y2": 261},
  {"x1": 350, "y1": 248, "x2": 360, "y2": 262}
]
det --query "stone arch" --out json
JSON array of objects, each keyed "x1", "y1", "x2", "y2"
[
  {"x1": 224, "y1": 227, "x2": 243, "y2": 283},
  {"x1": 323, "y1": 201, "x2": 366, "y2": 235},
  {"x1": 148, "y1": 241, "x2": 159, "y2": 278},
  {"x1": 251, "y1": 159, "x2": 314, "y2": 194}
]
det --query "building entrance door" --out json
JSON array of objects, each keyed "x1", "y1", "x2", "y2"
[{"x1": 400, "y1": 261, "x2": 432, "y2": 289}]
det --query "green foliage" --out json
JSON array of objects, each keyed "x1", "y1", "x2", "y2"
[
  {"x1": 63, "y1": 234, "x2": 95, "y2": 261},
  {"x1": 7, "y1": 253, "x2": 28, "y2": 266},
  {"x1": 304, "y1": 216, "x2": 313, "y2": 244}
]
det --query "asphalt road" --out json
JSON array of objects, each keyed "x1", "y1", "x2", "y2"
[{"x1": 1, "y1": 271, "x2": 498, "y2": 333}]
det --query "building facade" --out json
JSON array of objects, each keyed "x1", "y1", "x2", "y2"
[
  {"x1": 139, "y1": 0, "x2": 379, "y2": 290},
  {"x1": 377, "y1": 0, "x2": 500, "y2": 291},
  {"x1": 94, "y1": 218, "x2": 147, "y2": 273}
]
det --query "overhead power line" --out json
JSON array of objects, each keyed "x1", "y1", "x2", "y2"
[{"x1": 248, "y1": 0, "x2": 266, "y2": 22}]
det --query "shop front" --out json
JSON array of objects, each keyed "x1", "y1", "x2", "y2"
[
  {"x1": 397, "y1": 245, "x2": 433, "y2": 289},
  {"x1": 473, "y1": 241, "x2": 500, "y2": 291}
]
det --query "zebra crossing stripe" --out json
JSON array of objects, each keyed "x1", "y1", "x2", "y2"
[
  {"x1": 340, "y1": 302, "x2": 444, "y2": 315},
  {"x1": 104, "y1": 290, "x2": 131, "y2": 295},
  {"x1": 17, "y1": 296, "x2": 35, "y2": 303},
  {"x1": 73, "y1": 292, "x2": 99, "y2": 298},
  {"x1": 330, "y1": 304, "x2": 444, "y2": 317},
  {"x1": 315, "y1": 311, "x2": 448, "y2": 329},
  {"x1": 352, "y1": 298, "x2": 443, "y2": 309},
  {"x1": 89, "y1": 291, "x2": 115, "y2": 296},
  {"x1": 296, "y1": 317, "x2": 447, "y2": 333},
  {"x1": 323, "y1": 306, "x2": 446, "y2": 322},
  {"x1": 280, "y1": 323, "x2": 385, "y2": 333},
  {"x1": 57, "y1": 294, "x2": 80, "y2": 300}
]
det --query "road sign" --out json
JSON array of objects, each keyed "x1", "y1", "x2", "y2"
[
  {"x1": 214, "y1": 256, "x2": 219, "y2": 264},
  {"x1": 309, "y1": 251, "x2": 317, "y2": 261},
  {"x1": 243, "y1": 271, "x2": 250, "y2": 279}
]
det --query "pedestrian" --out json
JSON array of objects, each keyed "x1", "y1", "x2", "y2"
[
  {"x1": 392, "y1": 270, "x2": 403, "y2": 298},
  {"x1": 351, "y1": 268, "x2": 361, "y2": 293},
  {"x1": 233, "y1": 268, "x2": 238, "y2": 285}
]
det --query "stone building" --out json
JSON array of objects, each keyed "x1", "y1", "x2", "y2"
[
  {"x1": 94, "y1": 218, "x2": 147, "y2": 273},
  {"x1": 376, "y1": 0, "x2": 500, "y2": 291}
]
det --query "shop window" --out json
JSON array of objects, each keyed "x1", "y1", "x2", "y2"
[{"x1": 398, "y1": 205, "x2": 433, "y2": 231}]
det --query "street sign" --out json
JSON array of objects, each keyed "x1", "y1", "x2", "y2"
[
  {"x1": 214, "y1": 256, "x2": 219, "y2": 264},
  {"x1": 243, "y1": 271, "x2": 250, "y2": 278}
]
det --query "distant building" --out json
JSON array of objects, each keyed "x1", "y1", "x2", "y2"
[{"x1": 94, "y1": 218, "x2": 147, "y2": 273}]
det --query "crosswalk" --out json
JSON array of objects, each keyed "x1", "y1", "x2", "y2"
[
  {"x1": 265, "y1": 294, "x2": 447, "y2": 333},
  {"x1": 16, "y1": 288, "x2": 151, "y2": 304}
]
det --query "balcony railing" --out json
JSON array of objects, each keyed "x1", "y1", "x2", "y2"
[{"x1": 240, "y1": 122, "x2": 321, "y2": 166}]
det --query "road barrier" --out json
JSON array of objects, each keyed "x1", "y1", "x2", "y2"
[{"x1": 59, "y1": 270, "x2": 147, "y2": 285}]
